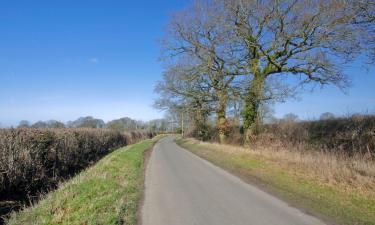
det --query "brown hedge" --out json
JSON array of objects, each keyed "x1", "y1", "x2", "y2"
[
  {"x1": 189, "y1": 115, "x2": 375, "y2": 158},
  {"x1": 261, "y1": 115, "x2": 375, "y2": 156},
  {"x1": 0, "y1": 128, "x2": 155, "y2": 202}
]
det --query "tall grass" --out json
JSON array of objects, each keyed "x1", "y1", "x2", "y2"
[
  {"x1": 196, "y1": 139, "x2": 375, "y2": 195},
  {"x1": 178, "y1": 138, "x2": 375, "y2": 225},
  {"x1": 187, "y1": 115, "x2": 375, "y2": 195}
]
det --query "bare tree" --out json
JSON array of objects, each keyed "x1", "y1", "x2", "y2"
[
  {"x1": 283, "y1": 113, "x2": 299, "y2": 122},
  {"x1": 67, "y1": 116, "x2": 105, "y2": 128},
  {"x1": 154, "y1": 62, "x2": 214, "y2": 138},
  {"x1": 220, "y1": 0, "x2": 373, "y2": 142},
  {"x1": 320, "y1": 112, "x2": 336, "y2": 120},
  {"x1": 106, "y1": 117, "x2": 140, "y2": 132},
  {"x1": 28, "y1": 120, "x2": 65, "y2": 128},
  {"x1": 157, "y1": 0, "x2": 374, "y2": 145},
  {"x1": 161, "y1": 1, "x2": 247, "y2": 143},
  {"x1": 18, "y1": 120, "x2": 30, "y2": 128},
  {"x1": 348, "y1": 0, "x2": 375, "y2": 61}
]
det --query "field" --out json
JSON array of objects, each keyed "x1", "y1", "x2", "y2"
[{"x1": 6, "y1": 137, "x2": 160, "y2": 224}]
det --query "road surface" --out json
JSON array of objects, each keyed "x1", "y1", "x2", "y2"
[{"x1": 141, "y1": 136, "x2": 328, "y2": 225}]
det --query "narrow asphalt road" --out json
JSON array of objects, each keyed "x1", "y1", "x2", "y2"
[{"x1": 141, "y1": 136, "x2": 327, "y2": 225}]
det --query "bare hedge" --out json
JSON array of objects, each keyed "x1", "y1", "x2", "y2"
[
  {"x1": 261, "y1": 115, "x2": 375, "y2": 157},
  {"x1": 0, "y1": 128, "x2": 155, "y2": 201},
  {"x1": 190, "y1": 115, "x2": 375, "y2": 158}
]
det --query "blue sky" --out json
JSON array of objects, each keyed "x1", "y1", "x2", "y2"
[
  {"x1": 274, "y1": 62, "x2": 375, "y2": 119},
  {"x1": 0, "y1": 0, "x2": 374, "y2": 127}
]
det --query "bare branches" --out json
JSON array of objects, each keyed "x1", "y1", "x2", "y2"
[{"x1": 156, "y1": 0, "x2": 374, "y2": 141}]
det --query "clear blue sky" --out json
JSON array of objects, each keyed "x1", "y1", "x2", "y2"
[{"x1": 0, "y1": 0, "x2": 374, "y2": 127}]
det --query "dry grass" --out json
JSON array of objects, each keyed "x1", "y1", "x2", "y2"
[
  {"x1": 182, "y1": 115, "x2": 375, "y2": 224},
  {"x1": 178, "y1": 138, "x2": 375, "y2": 225},
  {"x1": 188, "y1": 138, "x2": 375, "y2": 198}
]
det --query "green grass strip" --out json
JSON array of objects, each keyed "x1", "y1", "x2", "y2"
[
  {"x1": 7, "y1": 137, "x2": 160, "y2": 225},
  {"x1": 177, "y1": 138, "x2": 375, "y2": 225}
]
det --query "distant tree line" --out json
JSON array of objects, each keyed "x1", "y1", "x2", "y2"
[
  {"x1": 15, "y1": 116, "x2": 172, "y2": 133},
  {"x1": 155, "y1": 0, "x2": 374, "y2": 144}
]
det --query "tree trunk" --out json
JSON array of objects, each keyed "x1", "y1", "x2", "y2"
[
  {"x1": 193, "y1": 103, "x2": 208, "y2": 140},
  {"x1": 243, "y1": 73, "x2": 265, "y2": 145},
  {"x1": 216, "y1": 91, "x2": 228, "y2": 144}
]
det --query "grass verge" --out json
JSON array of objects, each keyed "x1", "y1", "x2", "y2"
[
  {"x1": 6, "y1": 136, "x2": 162, "y2": 225},
  {"x1": 176, "y1": 138, "x2": 375, "y2": 225}
]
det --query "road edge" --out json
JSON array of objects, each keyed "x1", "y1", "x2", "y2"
[
  {"x1": 136, "y1": 136, "x2": 164, "y2": 225},
  {"x1": 175, "y1": 138, "x2": 340, "y2": 225}
]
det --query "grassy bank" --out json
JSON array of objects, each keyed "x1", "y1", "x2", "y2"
[
  {"x1": 6, "y1": 136, "x2": 161, "y2": 225},
  {"x1": 177, "y1": 138, "x2": 375, "y2": 225},
  {"x1": 0, "y1": 128, "x2": 154, "y2": 208}
]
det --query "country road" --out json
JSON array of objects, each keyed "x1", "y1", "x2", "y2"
[{"x1": 141, "y1": 136, "x2": 328, "y2": 225}]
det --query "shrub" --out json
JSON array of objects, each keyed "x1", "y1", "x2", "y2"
[
  {"x1": 0, "y1": 128, "x2": 154, "y2": 204},
  {"x1": 192, "y1": 115, "x2": 375, "y2": 158},
  {"x1": 261, "y1": 115, "x2": 375, "y2": 157}
]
